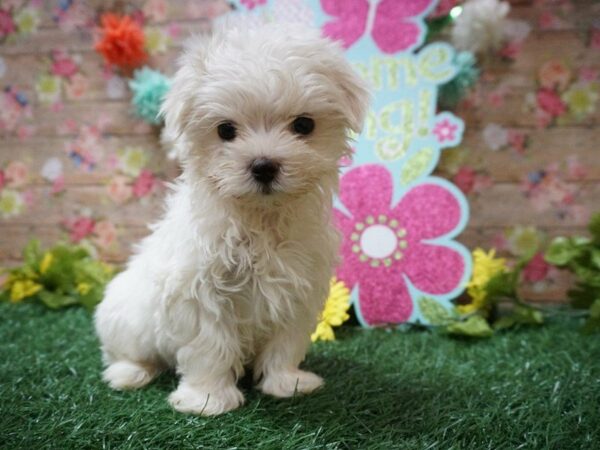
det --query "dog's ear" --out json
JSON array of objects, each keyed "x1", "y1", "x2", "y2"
[
  {"x1": 327, "y1": 53, "x2": 371, "y2": 134},
  {"x1": 160, "y1": 34, "x2": 212, "y2": 160}
]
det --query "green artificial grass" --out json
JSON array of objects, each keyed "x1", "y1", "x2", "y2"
[{"x1": 1, "y1": 303, "x2": 599, "y2": 450}]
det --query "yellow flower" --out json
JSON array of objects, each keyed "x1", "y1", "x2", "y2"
[
  {"x1": 311, "y1": 278, "x2": 351, "y2": 342},
  {"x1": 562, "y1": 83, "x2": 598, "y2": 118},
  {"x1": 10, "y1": 279, "x2": 42, "y2": 302},
  {"x1": 40, "y1": 252, "x2": 54, "y2": 275},
  {"x1": 101, "y1": 262, "x2": 115, "y2": 275},
  {"x1": 15, "y1": 8, "x2": 40, "y2": 35},
  {"x1": 0, "y1": 189, "x2": 25, "y2": 218},
  {"x1": 35, "y1": 74, "x2": 62, "y2": 104},
  {"x1": 77, "y1": 282, "x2": 91, "y2": 295},
  {"x1": 144, "y1": 27, "x2": 171, "y2": 55},
  {"x1": 458, "y1": 248, "x2": 507, "y2": 315},
  {"x1": 506, "y1": 226, "x2": 542, "y2": 257},
  {"x1": 118, "y1": 147, "x2": 148, "y2": 177}
]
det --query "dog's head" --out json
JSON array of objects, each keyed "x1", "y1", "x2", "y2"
[{"x1": 161, "y1": 23, "x2": 369, "y2": 203}]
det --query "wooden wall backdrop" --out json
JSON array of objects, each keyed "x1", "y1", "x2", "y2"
[{"x1": 0, "y1": 0, "x2": 598, "y2": 302}]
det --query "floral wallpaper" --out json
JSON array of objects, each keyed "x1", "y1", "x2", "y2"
[{"x1": 0, "y1": 0, "x2": 599, "y2": 302}]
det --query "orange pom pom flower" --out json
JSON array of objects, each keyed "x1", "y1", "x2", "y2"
[{"x1": 95, "y1": 13, "x2": 147, "y2": 70}]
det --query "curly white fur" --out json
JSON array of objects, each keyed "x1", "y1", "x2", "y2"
[{"x1": 95, "y1": 22, "x2": 369, "y2": 416}]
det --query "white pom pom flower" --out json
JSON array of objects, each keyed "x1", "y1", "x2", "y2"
[{"x1": 451, "y1": 0, "x2": 511, "y2": 54}]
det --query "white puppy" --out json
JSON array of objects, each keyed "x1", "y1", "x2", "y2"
[{"x1": 94, "y1": 22, "x2": 369, "y2": 416}]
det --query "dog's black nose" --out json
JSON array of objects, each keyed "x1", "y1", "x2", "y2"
[{"x1": 250, "y1": 158, "x2": 279, "y2": 185}]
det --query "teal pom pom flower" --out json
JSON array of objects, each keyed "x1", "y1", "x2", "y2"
[
  {"x1": 438, "y1": 51, "x2": 480, "y2": 109},
  {"x1": 128, "y1": 67, "x2": 171, "y2": 125}
]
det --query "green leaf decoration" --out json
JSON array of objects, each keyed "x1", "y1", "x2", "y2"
[
  {"x1": 588, "y1": 213, "x2": 600, "y2": 244},
  {"x1": 23, "y1": 239, "x2": 42, "y2": 269},
  {"x1": 446, "y1": 315, "x2": 494, "y2": 338},
  {"x1": 545, "y1": 237, "x2": 581, "y2": 266},
  {"x1": 568, "y1": 283, "x2": 600, "y2": 309},
  {"x1": 419, "y1": 297, "x2": 455, "y2": 325},
  {"x1": 483, "y1": 270, "x2": 518, "y2": 304},
  {"x1": 494, "y1": 305, "x2": 544, "y2": 331},
  {"x1": 582, "y1": 299, "x2": 600, "y2": 334},
  {"x1": 573, "y1": 265, "x2": 600, "y2": 288},
  {"x1": 400, "y1": 148, "x2": 436, "y2": 185},
  {"x1": 38, "y1": 291, "x2": 79, "y2": 309},
  {"x1": 590, "y1": 249, "x2": 600, "y2": 270}
]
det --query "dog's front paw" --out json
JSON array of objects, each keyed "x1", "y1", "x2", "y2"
[
  {"x1": 168, "y1": 382, "x2": 244, "y2": 416},
  {"x1": 259, "y1": 369, "x2": 324, "y2": 398}
]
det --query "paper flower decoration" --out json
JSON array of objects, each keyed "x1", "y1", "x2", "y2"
[
  {"x1": 438, "y1": 51, "x2": 480, "y2": 109},
  {"x1": 0, "y1": 189, "x2": 25, "y2": 218},
  {"x1": 335, "y1": 164, "x2": 466, "y2": 326},
  {"x1": 451, "y1": 0, "x2": 510, "y2": 54},
  {"x1": 311, "y1": 278, "x2": 351, "y2": 342},
  {"x1": 0, "y1": 9, "x2": 16, "y2": 38},
  {"x1": 128, "y1": 67, "x2": 171, "y2": 124},
  {"x1": 458, "y1": 248, "x2": 507, "y2": 314},
  {"x1": 562, "y1": 83, "x2": 599, "y2": 119},
  {"x1": 433, "y1": 118, "x2": 460, "y2": 143},
  {"x1": 94, "y1": 13, "x2": 147, "y2": 70}
]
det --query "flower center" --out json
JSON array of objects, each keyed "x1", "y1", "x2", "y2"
[
  {"x1": 360, "y1": 225, "x2": 397, "y2": 259},
  {"x1": 351, "y1": 215, "x2": 409, "y2": 268}
]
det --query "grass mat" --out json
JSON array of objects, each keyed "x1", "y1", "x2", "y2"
[{"x1": 1, "y1": 302, "x2": 599, "y2": 449}]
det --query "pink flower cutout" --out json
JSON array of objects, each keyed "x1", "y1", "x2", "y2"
[
  {"x1": 51, "y1": 175, "x2": 65, "y2": 195},
  {"x1": 0, "y1": 9, "x2": 16, "y2": 38},
  {"x1": 107, "y1": 175, "x2": 132, "y2": 204},
  {"x1": 93, "y1": 220, "x2": 117, "y2": 249},
  {"x1": 432, "y1": 119, "x2": 458, "y2": 143},
  {"x1": 335, "y1": 164, "x2": 465, "y2": 326},
  {"x1": 5, "y1": 161, "x2": 29, "y2": 188},
  {"x1": 65, "y1": 216, "x2": 96, "y2": 243},
  {"x1": 240, "y1": 0, "x2": 267, "y2": 10},
  {"x1": 522, "y1": 253, "x2": 550, "y2": 283},
  {"x1": 536, "y1": 88, "x2": 566, "y2": 117},
  {"x1": 321, "y1": 0, "x2": 432, "y2": 54},
  {"x1": 51, "y1": 52, "x2": 78, "y2": 78},
  {"x1": 132, "y1": 169, "x2": 156, "y2": 198},
  {"x1": 65, "y1": 73, "x2": 89, "y2": 99},
  {"x1": 453, "y1": 166, "x2": 476, "y2": 194},
  {"x1": 498, "y1": 41, "x2": 522, "y2": 60},
  {"x1": 507, "y1": 129, "x2": 527, "y2": 154}
]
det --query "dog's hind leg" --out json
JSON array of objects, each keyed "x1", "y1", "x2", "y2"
[{"x1": 95, "y1": 268, "x2": 163, "y2": 390}]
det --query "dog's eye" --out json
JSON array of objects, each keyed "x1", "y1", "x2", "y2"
[
  {"x1": 291, "y1": 116, "x2": 315, "y2": 136},
  {"x1": 217, "y1": 122, "x2": 237, "y2": 141}
]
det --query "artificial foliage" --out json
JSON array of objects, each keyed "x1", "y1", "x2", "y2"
[
  {"x1": 434, "y1": 213, "x2": 600, "y2": 337},
  {"x1": 438, "y1": 51, "x2": 480, "y2": 109},
  {"x1": 545, "y1": 212, "x2": 600, "y2": 333},
  {"x1": 417, "y1": 246, "x2": 545, "y2": 338},
  {"x1": 128, "y1": 67, "x2": 171, "y2": 125},
  {"x1": 94, "y1": 13, "x2": 147, "y2": 70},
  {"x1": 0, "y1": 240, "x2": 114, "y2": 310}
]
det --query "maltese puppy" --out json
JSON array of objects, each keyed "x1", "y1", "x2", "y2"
[{"x1": 94, "y1": 22, "x2": 369, "y2": 416}]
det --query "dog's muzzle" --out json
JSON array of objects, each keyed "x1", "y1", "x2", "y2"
[{"x1": 250, "y1": 158, "x2": 280, "y2": 190}]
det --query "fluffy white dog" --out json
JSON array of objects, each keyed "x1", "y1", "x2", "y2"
[{"x1": 94, "y1": 22, "x2": 369, "y2": 416}]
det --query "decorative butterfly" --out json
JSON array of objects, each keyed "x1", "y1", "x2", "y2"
[{"x1": 320, "y1": 0, "x2": 433, "y2": 54}]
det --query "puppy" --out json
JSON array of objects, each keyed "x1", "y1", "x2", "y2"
[{"x1": 94, "y1": 22, "x2": 369, "y2": 416}]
